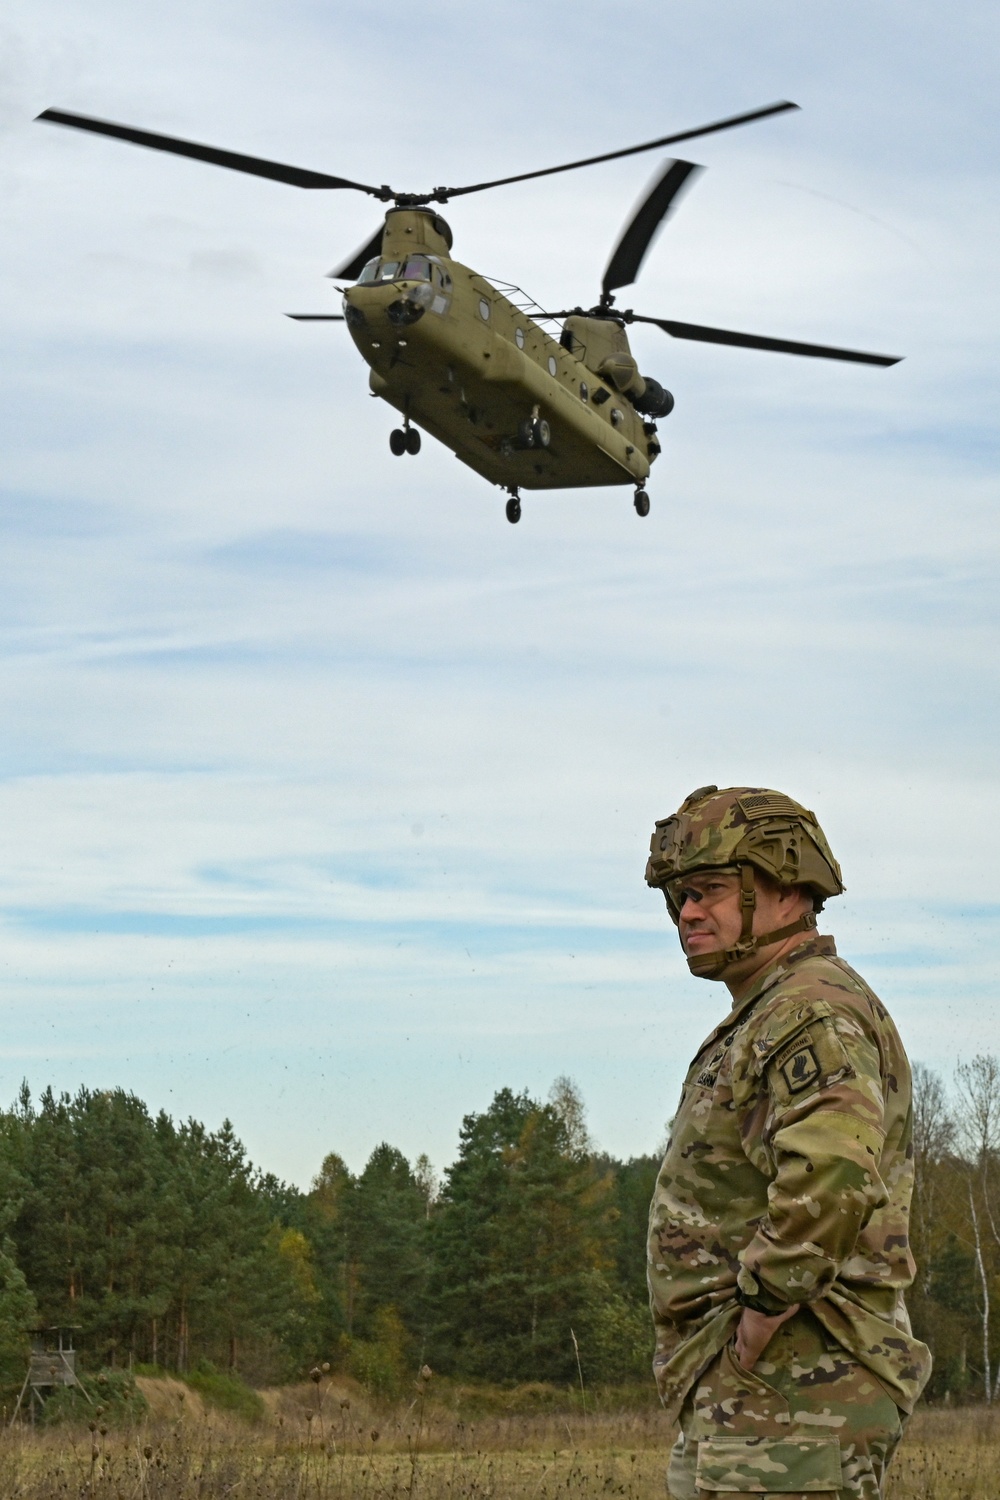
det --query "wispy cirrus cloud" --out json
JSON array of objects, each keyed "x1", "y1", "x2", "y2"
[{"x1": 0, "y1": 0, "x2": 996, "y2": 1182}]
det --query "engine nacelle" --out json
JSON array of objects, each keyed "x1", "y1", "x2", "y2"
[
  {"x1": 632, "y1": 378, "x2": 674, "y2": 418},
  {"x1": 560, "y1": 314, "x2": 674, "y2": 418}
]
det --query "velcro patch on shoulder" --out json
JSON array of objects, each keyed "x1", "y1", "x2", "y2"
[
  {"x1": 776, "y1": 1041, "x2": 821, "y2": 1094},
  {"x1": 766, "y1": 1020, "x2": 855, "y2": 1101},
  {"x1": 751, "y1": 998, "x2": 833, "y2": 1065}
]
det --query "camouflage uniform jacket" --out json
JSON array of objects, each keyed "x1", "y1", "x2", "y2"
[{"x1": 647, "y1": 933, "x2": 931, "y2": 1424}]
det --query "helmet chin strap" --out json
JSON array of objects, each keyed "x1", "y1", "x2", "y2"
[{"x1": 686, "y1": 863, "x2": 817, "y2": 980}]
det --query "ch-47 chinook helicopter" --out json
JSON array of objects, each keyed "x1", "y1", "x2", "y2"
[{"x1": 37, "y1": 100, "x2": 900, "y2": 524}]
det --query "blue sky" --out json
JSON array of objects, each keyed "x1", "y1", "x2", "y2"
[{"x1": 1, "y1": 0, "x2": 998, "y2": 1186}]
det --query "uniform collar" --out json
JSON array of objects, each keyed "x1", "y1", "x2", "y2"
[{"x1": 693, "y1": 934, "x2": 837, "y2": 1059}]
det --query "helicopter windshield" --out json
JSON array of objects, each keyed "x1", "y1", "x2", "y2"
[
  {"x1": 400, "y1": 256, "x2": 432, "y2": 281},
  {"x1": 356, "y1": 256, "x2": 433, "y2": 285}
]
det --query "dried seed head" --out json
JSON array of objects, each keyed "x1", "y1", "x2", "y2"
[
  {"x1": 99, "y1": 1426, "x2": 108, "y2": 1437},
  {"x1": 310, "y1": 1367, "x2": 322, "y2": 1383},
  {"x1": 143, "y1": 1446, "x2": 153, "y2": 1459},
  {"x1": 419, "y1": 1365, "x2": 433, "y2": 1381},
  {"x1": 321, "y1": 1361, "x2": 331, "y2": 1373},
  {"x1": 88, "y1": 1421, "x2": 97, "y2": 1433},
  {"x1": 371, "y1": 1428, "x2": 380, "y2": 1442},
  {"x1": 340, "y1": 1399, "x2": 350, "y2": 1410}
]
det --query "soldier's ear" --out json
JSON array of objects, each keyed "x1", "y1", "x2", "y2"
[
  {"x1": 761, "y1": 874, "x2": 810, "y2": 914},
  {"x1": 787, "y1": 883, "x2": 815, "y2": 914}
]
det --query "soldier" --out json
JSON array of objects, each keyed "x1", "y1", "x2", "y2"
[{"x1": 644, "y1": 786, "x2": 930, "y2": 1500}]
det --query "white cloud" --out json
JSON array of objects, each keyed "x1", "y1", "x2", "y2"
[{"x1": 0, "y1": 0, "x2": 996, "y2": 1181}]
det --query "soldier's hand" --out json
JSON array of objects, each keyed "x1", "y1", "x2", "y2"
[{"x1": 734, "y1": 1304, "x2": 800, "y2": 1371}]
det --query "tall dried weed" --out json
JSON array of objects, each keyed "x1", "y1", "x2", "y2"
[{"x1": 0, "y1": 1383, "x2": 996, "y2": 1499}]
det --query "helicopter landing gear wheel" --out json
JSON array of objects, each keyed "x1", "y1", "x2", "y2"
[
  {"x1": 634, "y1": 489, "x2": 650, "y2": 517},
  {"x1": 516, "y1": 416, "x2": 550, "y2": 450},
  {"x1": 389, "y1": 428, "x2": 407, "y2": 456},
  {"x1": 404, "y1": 426, "x2": 421, "y2": 455},
  {"x1": 505, "y1": 492, "x2": 521, "y2": 524}
]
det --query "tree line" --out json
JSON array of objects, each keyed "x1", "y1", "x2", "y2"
[
  {"x1": 0, "y1": 1059, "x2": 995, "y2": 1400},
  {"x1": 0, "y1": 1077, "x2": 656, "y2": 1392}
]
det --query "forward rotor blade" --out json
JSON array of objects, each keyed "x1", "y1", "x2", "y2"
[
  {"x1": 285, "y1": 314, "x2": 346, "y2": 321},
  {"x1": 602, "y1": 160, "x2": 701, "y2": 297},
  {"x1": 327, "y1": 225, "x2": 386, "y2": 281},
  {"x1": 438, "y1": 101, "x2": 797, "y2": 200},
  {"x1": 36, "y1": 109, "x2": 384, "y2": 194},
  {"x1": 634, "y1": 315, "x2": 901, "y2": 366}
]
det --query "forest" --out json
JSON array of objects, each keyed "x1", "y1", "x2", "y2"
[{"x1": 0, "y1": 1061, "x2": 997, "y2": 1403}]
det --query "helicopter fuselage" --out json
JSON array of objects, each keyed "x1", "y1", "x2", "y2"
[
  {"x1": 342, "y1": 211, "x2": 657, "y2": 492},
  {"x1": 35, "y1": 101, "x2": 900, "y2": 520}
]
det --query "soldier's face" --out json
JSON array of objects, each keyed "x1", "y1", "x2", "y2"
[
  {"x1": 675, "y1": 871, "x2": 744, "y2": 958},
  {"x1": 675, "y1": 871, "x2": 809, "y2": 962}
]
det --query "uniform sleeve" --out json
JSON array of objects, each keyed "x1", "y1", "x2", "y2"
[{"x1": 737, "y1": 1005, "x2": 888, "y2": 1310}]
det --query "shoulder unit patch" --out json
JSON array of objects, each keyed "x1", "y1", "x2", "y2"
[{"x1": 779, "y1": 1042, "x2": 821, "y2": 1093}]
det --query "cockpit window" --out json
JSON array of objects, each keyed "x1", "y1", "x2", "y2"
[
  {"x1": 357, "y1": 256, "x2": 442, "y2": 286},
  {"x1": 400, "y1": 256, "x2": 432, "y2": 281}
]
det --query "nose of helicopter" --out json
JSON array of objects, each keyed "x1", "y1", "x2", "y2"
[{"x1": 343, "y1": 280, "x2": 433, "y2": 331}]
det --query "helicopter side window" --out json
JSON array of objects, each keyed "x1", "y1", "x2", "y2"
[
  {"x1": 401, "y1": 256, "x2": 432, "y2": 281},
  {"x1": 357, "y1": 258, "x2": 380, "y2": 285},
  {"x1": 432, "y1": 265, "x2": 452, "y2": 290},
  {"x1": 376, "y1": 261, "x2": 401, "y2": 282}
]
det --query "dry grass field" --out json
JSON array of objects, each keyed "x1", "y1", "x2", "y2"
[{"x1": 0, "y1": 1379, "x2": 997, "y2": 1498}]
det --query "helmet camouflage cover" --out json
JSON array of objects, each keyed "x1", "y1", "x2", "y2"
[
  {"x1": 646, "y1": 785, "x2": 844, "y2": 919},
  {"x1": 646, "y1": 786, "x2": 844, "y2": 976}
]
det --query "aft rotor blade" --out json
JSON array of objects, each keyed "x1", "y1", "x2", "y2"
[
  {"x1": 328, "y1": 225, "x2": 386, "y2": 280},
  {"x1": 285, "y1": 314, "x2": 346, "y2": 321},
  {"x1": 36, "y1": 109, "x2": 384, "y2": 194},
  {"x1": 439, "y1": 101, "x2": 797, "y2": 200},
  {"x1": 602, "y1": 160, "x2": 702, "y2": 297},
  {"x1": 634, "y1": 315, "x2": 901, "y2": 366}
]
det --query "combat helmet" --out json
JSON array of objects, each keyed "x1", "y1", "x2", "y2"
[{"x1": 645, "y1": 785, "x2": 844, "y2": 979}]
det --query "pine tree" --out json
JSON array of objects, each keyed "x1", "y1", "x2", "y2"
[
  {"x1": 0, "y1": 1089, "x2": 317, "y2": 1379},
  {"x1": 298, "y1": 1153, "x2": 353, "y2": 1349},
  {"x1": 344, "y1": 1144, "x2": 430, "y2": 1341},
  {"x1": 428, "y1": 1088, "x2": 614, "y2": 1381}
]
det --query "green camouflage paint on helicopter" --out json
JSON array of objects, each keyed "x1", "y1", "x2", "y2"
[{"x1": 644, "y1": 787, "x2": 931, "y2": 1498}]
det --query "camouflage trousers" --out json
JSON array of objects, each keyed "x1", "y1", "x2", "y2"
[{"x1": 666, "y1": 1310, "x2": 906, "y2": 1499}]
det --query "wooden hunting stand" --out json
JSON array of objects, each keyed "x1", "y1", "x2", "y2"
[{"x1": 10, "y1": 1327, "x2": 91, "y2": 1424}]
